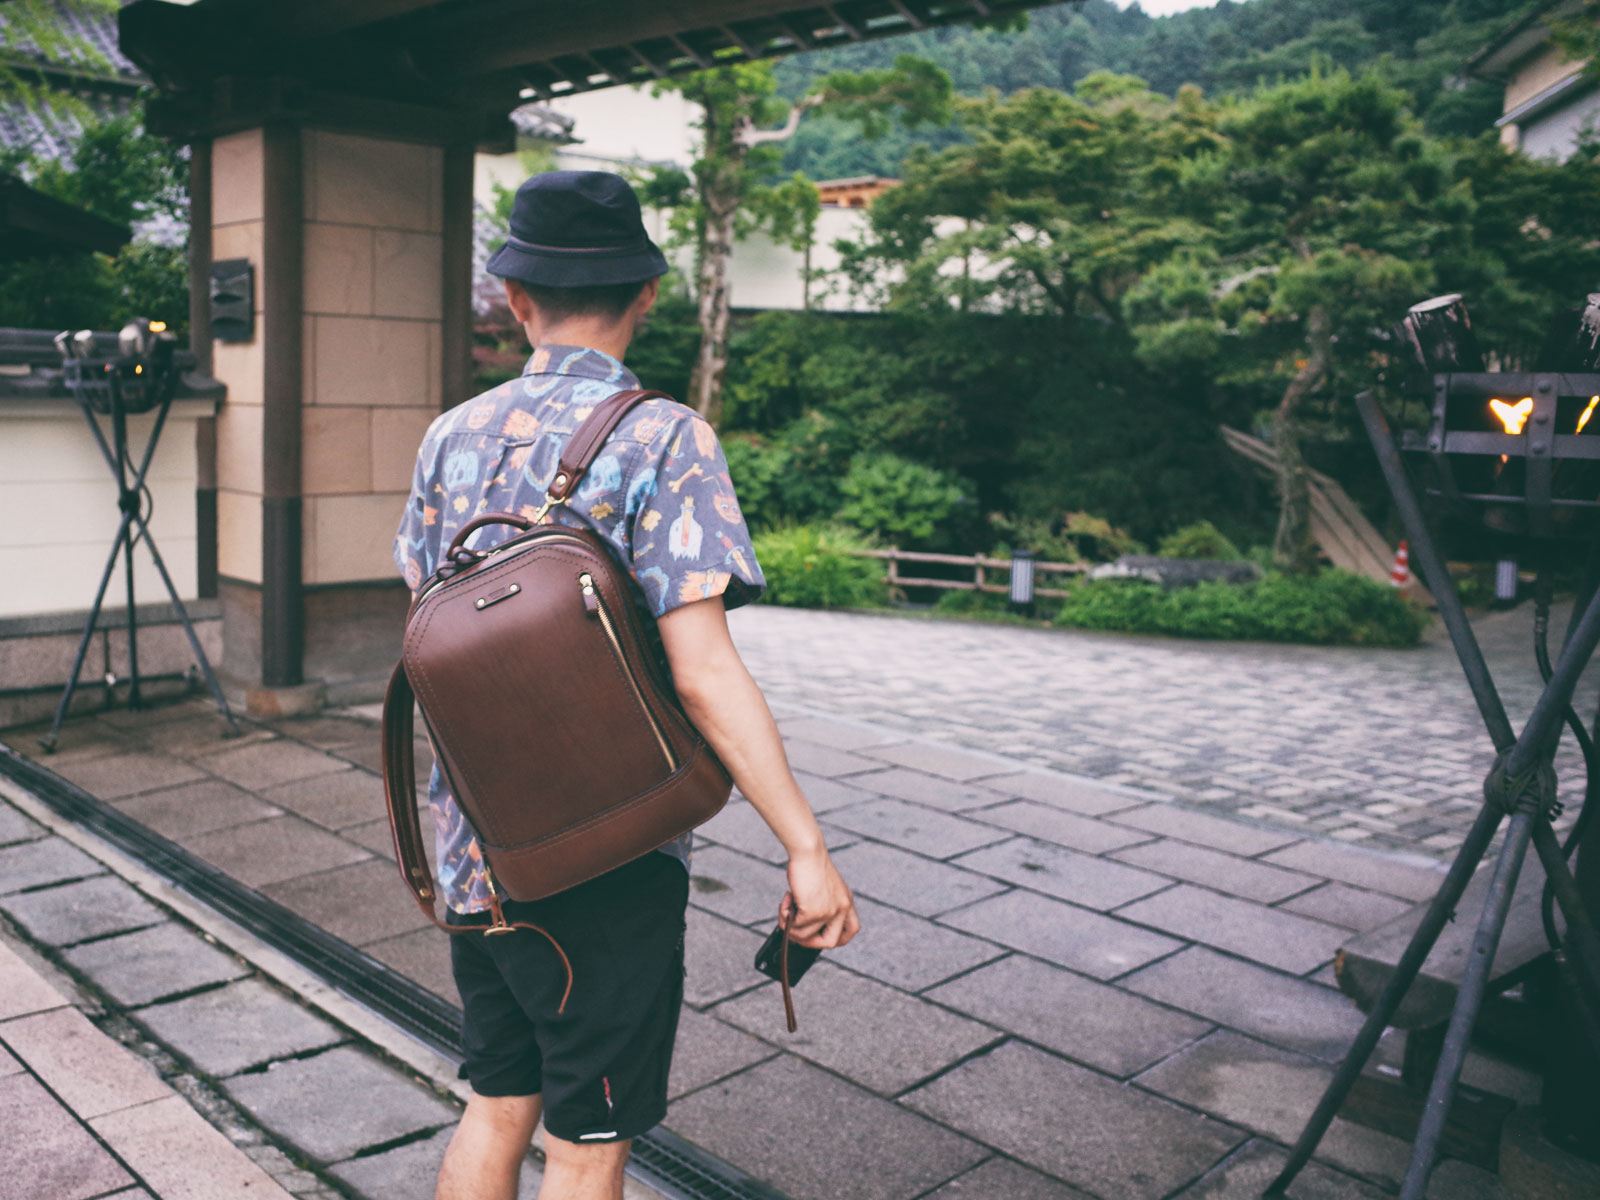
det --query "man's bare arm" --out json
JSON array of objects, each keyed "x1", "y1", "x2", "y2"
[{"x1": 657, "y1": 597, "x2": 860, "y2": 950}]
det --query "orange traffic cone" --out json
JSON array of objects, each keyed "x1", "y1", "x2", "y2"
[{"x1": 1388, "y1": 541, "x2": 1411, "y2": 588}]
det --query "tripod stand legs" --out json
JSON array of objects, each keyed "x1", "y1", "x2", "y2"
[
  {"x1": 39, "y1": 510, "x2": 240, "y2": 753},
  {"x1": 1263, "y1": 802, "x2": 1502, "y2": 1195},
  {"x1": 40, "y1": 511, "x2": 137, "y2": 753},
  {"x1": 1398, "y1": 808, "x2": 1536, "y2": 1200}
]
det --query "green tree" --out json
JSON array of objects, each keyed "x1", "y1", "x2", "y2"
[
  {"x1": 842, "y1": 68, "x2": 1600, "y2": 570},
  {"x1": 651, "y1": 54, "x2": 951, "y2": 426}
]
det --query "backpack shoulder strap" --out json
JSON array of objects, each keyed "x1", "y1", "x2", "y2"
[{"x1": 545, "y1": 388, "x2": 672, "y2": 504}]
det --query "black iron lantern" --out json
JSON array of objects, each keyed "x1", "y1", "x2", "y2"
[{"x1": 1395, "y1": 294, "x2": 1600, "y2": 542}]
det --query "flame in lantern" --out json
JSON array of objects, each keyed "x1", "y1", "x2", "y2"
[
  {"x1": 1579, "y1": 395, "x2": 1600, "y2": 434},
  {"x1": 1489, "y1": 397, "x2": 1535, "y2": 435}
]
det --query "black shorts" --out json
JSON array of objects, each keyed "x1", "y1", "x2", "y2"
[{"x1": 446, "y1": 851, "x2": 689, "y2": 1144}]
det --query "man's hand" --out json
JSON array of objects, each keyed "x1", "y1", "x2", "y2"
[{"x1": 781, "y1": 847, "x2": 860, "y2": 950}]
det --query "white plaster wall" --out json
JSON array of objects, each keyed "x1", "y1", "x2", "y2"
[
  {"x1": 0, "y1": 401, "x2": 212, "y2": 618},
  {"x1": 1521, "y1": 88, "x2": 1600, "y2": 160}
]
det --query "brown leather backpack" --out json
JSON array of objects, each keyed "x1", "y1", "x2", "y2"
[{"x1": 381, "y1": 389, "x2": 733, "y2": 941}]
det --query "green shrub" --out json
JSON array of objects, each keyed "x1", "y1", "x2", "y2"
[
  {"x1": 837, "y1": 452, "x2": 969, "y2": 548},
  {"x1": 1158, "y1": 520, "x2": 1242, "y2": 561},
  {"x1": 1052, "y1": 569, "x2": 1428, "y2": 647},
  {"x1": 752, "y1": 525, "x2": 887, "y2": 609}
]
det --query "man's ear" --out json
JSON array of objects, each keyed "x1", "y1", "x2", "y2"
[
  {"x1": 504, "y1": 278, "x2": 535, "y2": 325},
  {"x1": 636, "y1": 277, "x2": 661, "y2": 320}
]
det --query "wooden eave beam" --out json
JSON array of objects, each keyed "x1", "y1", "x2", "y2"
[
  {"x1": 888, "y1": 0, "x2": 928, "y2": 27},
  {"x1": 249, "y1": 0, "x2": 441, "y2": 42},
  {"x1": 823, "y1": 4, "x2": 866, "y2": 38},
  {"x1": 422, "y1": 0, "x2": 840, "y2": 78}
]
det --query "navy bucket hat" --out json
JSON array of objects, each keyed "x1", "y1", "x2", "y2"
[{"x1": 486, "y1": 170, "x2": 669, "y2": 288}]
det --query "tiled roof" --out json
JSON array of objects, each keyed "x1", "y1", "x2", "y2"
[{"x1": 0, "y1": 1, "x2": 144, "y2": 163}]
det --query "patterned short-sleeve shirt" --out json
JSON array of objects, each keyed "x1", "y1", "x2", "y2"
[{"x1": 394, "y1": 344, "x2": 765, "y2": 913}]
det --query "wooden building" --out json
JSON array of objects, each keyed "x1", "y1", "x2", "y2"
[{"x1": 111, "y1": 0, "x2": 1058, "y2": 713}]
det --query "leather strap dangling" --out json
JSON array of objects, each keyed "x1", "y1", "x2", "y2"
[{"x1": 780, "y1": 906, "x2": 798, "y2": 1033}]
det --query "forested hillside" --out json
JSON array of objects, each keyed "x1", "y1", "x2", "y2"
[{"x1": 776, "y1": 0, "x2": 1536, "y2": 179}]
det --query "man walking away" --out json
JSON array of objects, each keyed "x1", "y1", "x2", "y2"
[{"x1": 394, "y1": 171, "x2": 860, "y2": 1200}]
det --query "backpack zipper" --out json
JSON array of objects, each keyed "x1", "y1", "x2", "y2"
[{"x1": 580, "y1": 572, "x2": 678, "y2": 772}]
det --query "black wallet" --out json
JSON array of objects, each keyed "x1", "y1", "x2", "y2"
[{"x1": 754, "y1": 923, "x2": 821, "y2": 986}]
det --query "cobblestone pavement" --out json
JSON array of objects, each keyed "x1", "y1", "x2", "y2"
[{"x1": 728, "y1": 602, "x2": 1598, "y2": 858}]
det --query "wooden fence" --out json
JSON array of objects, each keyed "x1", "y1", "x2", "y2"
[{"x1": 850, "y1": 548, "x2": 1087, "y2": 599}]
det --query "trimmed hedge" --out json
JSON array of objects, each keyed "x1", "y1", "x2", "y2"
[
  {"x1": 1052, "y1": 569, "x2": 1428, "y2": 647},
  {"x1": 752, "y1": 525, "x2": 888, "y2": 610}
]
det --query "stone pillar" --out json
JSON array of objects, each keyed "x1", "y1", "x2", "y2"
[{"x1": 206, "y1": 124, "x2": 476, "y2": 714}]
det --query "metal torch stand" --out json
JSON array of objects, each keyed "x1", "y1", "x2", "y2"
[
  {"x1": 38, "y1": 359, "x2": 239, "y2": 752},
  {"x1": 1266, "y1": 392, "x2": 1600, "y2": 1198}
]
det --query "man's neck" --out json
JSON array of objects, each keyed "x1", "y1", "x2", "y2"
[{"x1": 524, "y1": 318, "x2": 633, "y2": 363}]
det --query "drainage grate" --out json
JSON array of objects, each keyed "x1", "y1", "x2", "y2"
[{"x1": 0, "y1": 741, "x2": 787, "y2": 1200}]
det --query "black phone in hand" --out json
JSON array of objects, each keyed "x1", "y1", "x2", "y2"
[{"x1": 754, "y1": 924, "x2": 821, "y2": 986}]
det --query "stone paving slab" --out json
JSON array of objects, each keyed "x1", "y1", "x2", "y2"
[
  {"x1": 789, "y1": 770, "x2": 881, "y2": 814},
  {"x1": 1108, "y1": 804, "x2": 1301, "y2": 858},
  {"x1": 1277, "y1": 883, "x2": 1417, "y2": 933},
  {"x1": 667, "y1": 1007, "x2": 778, "y2": 1101},
  {"x1": 827, "y1": 840, "x2": 1008, "y2": 918},
  {"x1": 1115, "y1": 885, "x2": 1349, "y2": 975},
  {"x1": 969, "y1": 799, "x2": 1154, "y2": 854},
  {"x1": 922, "y1": 1157, "x2": 1094, "y2": 1199},
  {"x1": 712, "y1": 962, "x2": 998, "y2": 1095},
  {"x1": 825, "y1": 798, "x2": 1010, "y2": 860},
  {"x1": 942, "y1": 888, "x2": 1183, "y2": 980},
  {"x1": 62, "y1": 922, "x2": 250, "y2": 1008},
  {"x1": 682, "y1": 905, "x2": 769, "y2": 1010},
  {"x1": 49, "y1": 751, "x2": 207, "y2": 800},
  {"x1": 1120, "y1": 946, "x2": 1365, "y2": 1063},
  {"x1": 112, "y1": 779, "x2": 283, "y2": 839},
  {"x1": 664, "y1": 1055, "x2": 987, "y2": 1200},
  {"x1": 1172, "y1": 1140, "x2": 1386, "y2": 1199},
  {"x1": 0, "y1": 835, "x2": 103, "y2": 894},
  {"x1": 258, "y1": 767, "x2": 387, "y2": 831},
  {"x1": 1135, "y1": 1030, "x2": 1411, "y2": 1190},
  {"x1": 902, "y1": 1040, "x2": 1246, "y2": 1200},
  {"x1": 193, "y1": 739, "x2": 349, "y2": 789},
  {"x1": 261, "y1": 858, "x2": 434, "y2": 946},
  {"x1": 0, "y1": 874, "x2": 165, "y2": 946},
  {"x1": 845, "y1": 766, "x2": 1009, "y2": 813},
  {"x1": 0, "y1": 1072, "x2": 134, "y2": 1200},
  {"x1": 857, "y1": 741, "x2": 1009, "y2": 783},
  {"x1": 222, "y1": 1045, "x2": 457, "y2": 1164},
  {"x1": 952, "y1": 836, "x2": 1172, "y2": 911},
  {"x1": 777, "y1": 716, "x2": 901, "y2": 752},
  {"x1": 179, "y1": 814, "x2": 371, "y2": 888},
  {"x1": 686, "y1": 845, "x2": 791, "y2": 926},
  {"x1": 363, "y1": 927, "x2": 456, "y2": 999},
  {"x1": 135, "y1": 979, "x2": 345, "y2": 1077},
  {"x1": 780, "y1": 739, "x2": 885, "y2": 779},
  {"x1": 0, "y1": 1006, "x2": 172, "y2": 1119},
  {"x1": 826, "y1": 896, "x2": 1004, "y2": 992},
  {"x1": 926, "y1": 954, "x2": 1212, "y2": 1078},
  {"x1": 978, "y1": 771, "x2": 1143, "y2": 816},
  {"x1": 1262, "y1": 841, "x2": 1449, "y2": 903},
  {"x1": 0, "y1": 940, "x2": 69, "y2": 1020},
  {"x1": 91, "y1": 1095, "x2": 293, "y2": 1200},
  {"x1": 1110, "y1": 838, "x2": 1319, "y2": 904},
  {"x1": 698, "y1": 798, "x2": 800, "y2": 863},
  {"x1": 0, "y1": 803, "x2": 44, "y2": 847}
]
